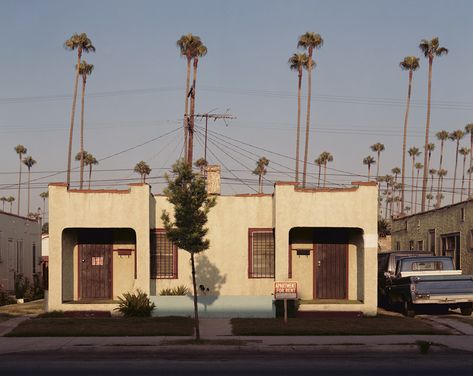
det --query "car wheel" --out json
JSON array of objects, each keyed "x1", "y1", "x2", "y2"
[
  {"x1": 403, "y1": 301, "x2": 416, "y2": 317},
  {"x1": 460, "y1": 305, "x2": 473, "y2": 316}
]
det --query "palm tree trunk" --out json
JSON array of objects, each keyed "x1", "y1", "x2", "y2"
[
  {"x1": 187, "y1": 58, "x2": 198, "y2": 165},
  {"x1": 411, "y1": 158, "x2": 415, "y2": 211},
  {"x1": 88, "y1": 165, "x2": 93, "y2": 189},
  {"x1": 295, "y1": 69, "x2": 302, "y2": 184},
  {"x1": 469, "y1": 133, "x2": 473, "y2": 198},
  {"x1": 79, "y1": 76, "x2": 86, "y2": 189},
  {"x1": 184, "y1": 57, "x2": 191, "y2": 161},
  {"x1": 323, "y1": 163, "x2": 327, "y2": 187},
  {"x1": 401, "y1": 70, "x2": 413, "y2": 213},
  {"x1": 17, "y1": 155, "x2": 22, "y2": 215},
  {"x1": 376, "y1": 151, "x2": 381, "y2": 179},
  {"x1": 27, "y1": 168, "x2": 31, "y2": 215},
  {"x1": 317, "y1": 165, "x2": 321, "y2": 187},
  {"x1": 10, "y1": 202, "x2": 13, "y2": 213},
  {"x1": 461, "y1": 155, "x2": 466, "y2": 202},
  {"x1": 190, "y1": 252, "x2": 200, "y2": 340},
  {"x1": 414, "y1": 169, "x2": 420, "y2": 214},
  {"x1": 429, "y1": 173, "x2": 435, "y2": 208},
  {"x1": 421, "y1": 58, "x2": 433, "y2": 211},
  {"x1": 452, "y1": 141, "x2": 460, "y2": 204},
  {"x1": 385, "y1": 192, "x2": 389, "y2": 219},
  {"x1": 436, "y1": 140, "x2": 444, "y2": 208},
  {"x1": 367, "y1": 165, "x2": 371, "y2": 181},
  {"x1": 258, "y1": 174, "x2": 262, "y2": 193},
  {"x1": 67, "y1": 49, "x2": 82, "y2": 188},
  {"x1": 302, "y1": 49, "x2": 313, "y2": 188}
]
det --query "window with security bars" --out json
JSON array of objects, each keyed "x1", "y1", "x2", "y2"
[
  {"x1": 150, "y1": 230, "x2": 177, "y2": 279},
  {"x1": 248, "y1": 229, "x2": 275, "y2": 278}
]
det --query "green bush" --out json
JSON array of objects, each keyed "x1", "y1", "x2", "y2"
[
  {"x1": 38, "y1": 310, "x2": 65, "y2": 318},
  {"x1": 159, "y1": 285, "x2": 190, "y2": 296},
  {"x1": 0, "y1": 289, "x2": 16, "y2": 307},
  {"x1": 24, "y1": 274, "x2": 44, "y2": 302},
  {"x1": 14, "y1": 273, "x2": 30, "y2": 299},
  {"x1": 115, "y1": 289, "x2": 156, "y2": 317}
]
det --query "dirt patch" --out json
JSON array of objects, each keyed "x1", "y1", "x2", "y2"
[{"x1": 0, "y1": 300, "x2": 45, "y2": 317}]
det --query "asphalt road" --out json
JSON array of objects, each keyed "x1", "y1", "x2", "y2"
[{"x1": 1, "y1": 351, "x2": 472, "y2": 375}]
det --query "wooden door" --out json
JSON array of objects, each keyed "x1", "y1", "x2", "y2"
[
  {"x1": 79, "y1": 243, "x2": 112, "y2": 300},
  {"x1": 314, "y1": 243, "x2": 348, "y2": 299}
]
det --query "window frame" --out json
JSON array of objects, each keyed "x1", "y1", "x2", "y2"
[
  {"x1": 248, "y1": 228, "x2": 275, "y2": 279},
  {"x1": 150, "y1": 229, "x2": 178, "y2": 279}
]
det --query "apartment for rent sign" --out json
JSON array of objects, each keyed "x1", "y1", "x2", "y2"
[{"x1": 274, "y1": 281, "x2": 297, "y2": 300}]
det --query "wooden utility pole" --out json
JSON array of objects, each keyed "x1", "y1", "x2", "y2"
[{"x1": 190, "y1": 112, "x2": 236, "y2": 164}]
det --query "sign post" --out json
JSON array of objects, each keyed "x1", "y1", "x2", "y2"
[{"x1": 274, "y1": 281, "x2": 297, "y2": 324}]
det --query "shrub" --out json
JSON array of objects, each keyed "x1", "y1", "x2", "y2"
[
  {"x1": 115, "y1": 289, "x2": 156, "y2": 317},
  {"x1": 0, "y1": 289, "x2": 16, "y2": 307},
  {"x1": 38, "y1": 310, "x2": 65, "y2": 318},
  {"x1": 14, "y1": 273, "x2": 30, "y2": 299},
  {"x1": 24, "y1": 274, "x2": 44, "y2": 302},
  {"x1": 159, "y1": 285, "x2": 190, "y2": 296}
]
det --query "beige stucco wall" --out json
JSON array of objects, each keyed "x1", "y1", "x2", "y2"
[
  {"x1": 392, "y1": 200, "x2": 473, "y2": 275},
  {"x1": 0, "y1": 212, "x2": 41, "y2": 291},
  {"x1": 48, "y1": 184, "x2": 150, "y2": 311}
]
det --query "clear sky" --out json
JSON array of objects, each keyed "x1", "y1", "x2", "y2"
[{"x1": 1, "y1": 0, "x2": 472, "y2": 217}]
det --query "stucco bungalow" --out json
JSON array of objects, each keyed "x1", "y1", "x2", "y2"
[{"x1": 47, "y1": 168, "x2": 378, "y2": 316}]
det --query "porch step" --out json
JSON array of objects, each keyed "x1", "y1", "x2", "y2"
[{"x1": 297, "y1": 311, "x2": 363, "y2": 319}]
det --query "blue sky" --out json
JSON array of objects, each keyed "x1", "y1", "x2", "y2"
[{"x1": 1, "y1": 0, "x2": 472, "y2": 216}]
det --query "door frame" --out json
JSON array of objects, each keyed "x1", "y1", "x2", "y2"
[
  {"x1": 78, "y1": 243, "x2": 113, "y2": 300},
  {"x1": 313, "y1": 243, "x2": 349, "y2": 300}
]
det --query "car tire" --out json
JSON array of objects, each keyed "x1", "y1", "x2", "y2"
[
  {"x1": 460, "y1": 305, "x2": 473, "y2": 316},
  {"x1": 403, "y1": 301, "x2": 416, "y2": 317}
]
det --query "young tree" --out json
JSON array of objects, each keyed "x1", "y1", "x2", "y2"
[
  {"x1": 14, "y1": 144, "x2": 27, "y2": 215},
  {"x1": 288, "y1": 53, "x2": 309, "y2": 184},
  {"x1": 133, "y1": 161, "x2": 151, "y2": 183},
  {"x1": 363, "y1": 156, "x2": 376, "y2": 181},
  {"x1": 161, "y1": 160, "x2": 216, "y2": 340},
  {"x1": 419, "y1": 37, "x2": 448, "y2": 211},
  {"x1": 23, "y1": 156, "x2": 36, "y2": 215},
  {"x1": 64, "y1": 33, "x2": 95, "y2": 187},
  {"x1": 298, "y1": 32, "x2": 324, "y2": 187},
  {"x1": 399, "y1": 56, "x2": 420, "y2": 212}
]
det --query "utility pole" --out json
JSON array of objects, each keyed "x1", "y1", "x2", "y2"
[{"x1": 192, "y1": 112, "x2": 236, "y2": 163}]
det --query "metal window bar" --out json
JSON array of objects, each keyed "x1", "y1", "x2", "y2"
[
  {"x1": 251, "y1": 231, "x2": 275, "y2": 278},
  {"x1": 150, "y1": 232, "x2": 176, "y2": 278}
]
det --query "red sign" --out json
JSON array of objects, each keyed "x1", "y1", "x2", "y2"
[{"x1": 274, "y1": 281, "x2": 297, "y2": 300}]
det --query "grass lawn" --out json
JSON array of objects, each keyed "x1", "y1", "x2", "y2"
[
  {"x1": 0, "y1": 300, "x2": 45, "y2": 316},
  {"x1": 231, "y1": 316, "x2": 451, "y2": 336},
  {"x1": 7, "y1": 316, "x2": 194, "y2": 337}
]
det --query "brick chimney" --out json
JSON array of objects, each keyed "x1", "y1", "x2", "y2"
[{"x1": 205, "y1": 165, "x2": 221, "y2": 195}]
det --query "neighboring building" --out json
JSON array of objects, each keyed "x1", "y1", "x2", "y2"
[
  {"x1": 391, "y1": 199, "x2": 473, "y2": 275},
  {"x1": 47, "y1": 171, "x2": 378, "y2": 316},
  {"x1": 0, "y1": 211, "x2": 42, "y2": 292}
]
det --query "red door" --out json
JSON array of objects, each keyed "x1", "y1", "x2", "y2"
[
  {"x1": 79, "y1": 243, "x2": 112, "y2": 300},
  {"x1": 314, "y1": 243, "x2": 348, "y2": 299}
]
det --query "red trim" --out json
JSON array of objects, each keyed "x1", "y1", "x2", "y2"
[
  {"x1": 150, "y1": 229, "x2": 178, "y2": 279},
  {"x1": 313, "y1": 243, "x2": 317, "y2": 300},
  {"x1": 49, "y1": 182, "x2": 68, "y2": 187},
  {"x1": 248, "y1": 228, "x2": 274, "y2": 279},
  {"x1": 0, "y1": 211, "x2": 39, "y2": 222},
  {"x1": 288, "y1": 243, "x2": 292, "y2": 279}
]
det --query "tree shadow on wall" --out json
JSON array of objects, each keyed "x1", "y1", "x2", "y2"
[{"x1": 190, "y1": 254, "x2": 227, "y2": 312}]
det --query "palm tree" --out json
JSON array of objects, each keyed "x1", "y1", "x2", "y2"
[
  {"x1": 435, "y1": 130, "x2": 449, "y2": 207},
  {"x1": 459, "y1": 147, "x2": 470, "y2": 202},
  {"x1": 177, "y1": 34, "x2": 203, "y2": 159},
  {"x1": 194, "y1": 157, "x2": 208, "y2": 175},
  {"x1": 465, "y1": 123, "x2": 473, "y2": 198},
  {"x1": 426, "y1": 142, "x2": 435, "y2": 175},
  {"x1": 363, "y1": 156, "x2": 376, "y2": 181},
  {"x1": 298, "y1": 32, "x2": 324, "y2": 187},
  {"x1": 414, "y1": 162, "x2": 423, "y2": 213},
  {"x1": 437, "y1": 168, "x2": 448, "y2": 206},
  {"x1": 64, "y1": 33, "x2": 95, "y2": 187},
  {"x1": 77, "y1": 61, "x2": 94, "y2": 189},
  {"x1": 252, "y1": 157, "x2": 270, "y2": 193},
  {"x1": 320, "y1": 151, "x2": 333, "y2": 187},
  {"x1": 315, "y1": 156, "x2": 323, "y2": 187},
  {"x1": 134, "y1": 161, "x2": 151, "y2": 183},
  {"x1": 6, "y1": 196, "x2": 14, "y2": 213},
  {"x1": 399, "y1": 56, "x2": 420, "y2": 212},
  {"x1": 429, "y1": 168, "x2": 437, "y2": 208},
  {"x1": 449, "y1": 130, "x2": 465, "y2": 204},
  {"x1": 22, "y1": 156, "x2": 36, "y2": 215},
  {"x1": 14, "y1": 144, "x2": 27, "y2": 215},
  {"x1": 187, "y1": 39, "x2": 207, "y2": 165},
  {"x1": 39, "y1": 191, "x2": 48, "y2": 215},
  {"x1": 84, "y1": 152, "x2": 98, "y2": 189},
  {"x1": 426, "y1": 193, "x2": 434, "y2": 210},
  {"x1": 288, "y1": 53, "x2": 309, "y2": 184},
  {"x1": 419, "y1": 37, "x2": 448, "y2": 211},
  {"x1": 391, "y1": 167, "x2": 401, "y2": 185},
  {"x1": 408, "y1": 147, "x2": 421, "y2": 211},
  {"x1": 370, "y1": 143, "x2": 385, "y2": 179},
  {"x1": 0, "y1": 196, "x2": 6, "y2": 211}
]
